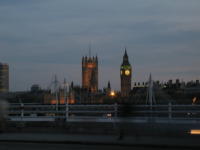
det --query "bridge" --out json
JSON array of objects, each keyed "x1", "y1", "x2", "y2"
[
  {"x1": 7, "y1": 103, "x2": 200, "y2": 121},
  {"x1": 1, "y1": 103, "x2": 200, "y2": 148}
]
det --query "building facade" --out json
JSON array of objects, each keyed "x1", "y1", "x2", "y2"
[
  {"x1": 82, "y1": 56, "x2": 98, "y2": 93},
  {"x1": 0, "y1": 63, "x2": 9, "y2": 93},
  {"x1": 120, "y1": 50, "x2": 132, "y2": 97}
]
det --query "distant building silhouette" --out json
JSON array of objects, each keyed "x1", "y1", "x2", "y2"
[
  {"x1": 0, "y1": 63, "x2": 9, "y2": 93},
  {"x1": 82, "y1": 55, "x2": 98, "y2": 93},
  {"x1": 31, "y1": 84, "x2": 41, "y2": 93},
  {"x1": 106, "y1": 81, "x2": 111, "y2": 96},
  {"x1": 120, "y1": 49, "x2": 132, "y2": 97}
]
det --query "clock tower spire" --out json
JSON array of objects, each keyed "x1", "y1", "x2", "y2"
[{"x1": 120, "y1": 49, "x2": 132, "y2": 97}]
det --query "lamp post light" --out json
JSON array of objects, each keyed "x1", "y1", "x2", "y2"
[{"x1": 110, "y1": 90, "x2": 116, "y2": 97}]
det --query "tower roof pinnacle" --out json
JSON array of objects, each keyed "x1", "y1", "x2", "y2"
[
  {"x1": 124, "y1": 48, "x2": 128, "y2": 59},
  {"x1": 122, "y1": 48, "x2": 130, "y2": 66},
  {"x1": 107, "y1": 81, "x2": 111, "y2": 89}
]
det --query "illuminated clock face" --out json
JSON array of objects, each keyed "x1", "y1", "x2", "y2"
[
  {"x1": 125, "y1": 70, "x2": 130, "y2": 76},
  {"x1": 120, "y1": 70, "x2": 123, "y2": 75}
]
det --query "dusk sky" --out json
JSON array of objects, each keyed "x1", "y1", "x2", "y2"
[{"x1": 0, "y1": 0, "x2": 200, "y2": 91}]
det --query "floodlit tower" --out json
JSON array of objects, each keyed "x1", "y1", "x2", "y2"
[
  {"x1": 120, "y1": 49, "x2": 132, "y2": 97},
  {"x1": 0, "y1": 63, "x2": 9, "y2": 93},
  {"x1": 82, "y1": 54, "x2": 98, "y2": 93}
]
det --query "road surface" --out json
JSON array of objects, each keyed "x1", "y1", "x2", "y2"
[{"x1": 0, "y1": 142, "x2": 196, "y2": 150}]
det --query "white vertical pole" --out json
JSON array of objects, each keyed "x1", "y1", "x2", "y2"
[
  {"x1": 149, "y1": 74, "x2": 153, "y2": 109},
  {"x1": 65, "y1": 103, "x2": 69, "y2": 121},
  {"x1": 54, "y1": 75, "x2": 59, "y2": 114},
  {"x1": 65, "y1": 82, "x2": 69, "y2": 122},
  {"x1": 64, "y1": 79, "x2": 67, "y2": 105},
  {"x1": 56, "y1": 91, "x2": 58, "y2": 113}
]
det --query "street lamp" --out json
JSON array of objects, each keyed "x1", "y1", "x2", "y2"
[{"x1": 110, "y1": 90, "x2": 116, "y2": 97}]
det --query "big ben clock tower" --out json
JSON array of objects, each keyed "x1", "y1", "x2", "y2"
[{"x1": 120, "y1": 49, "x2": 132, "y2": 97}]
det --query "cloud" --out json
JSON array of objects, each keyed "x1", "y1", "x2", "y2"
[{"x1": 0, "y1": 0, "x2": 200, "y2": 90}]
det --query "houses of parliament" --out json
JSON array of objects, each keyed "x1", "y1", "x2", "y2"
[
  {"x1": 82, "y1": 49, "x2": 132, "y2": 97},
  {"x1": 0, "y1": 49, "x2": 133, "y2": 104}
]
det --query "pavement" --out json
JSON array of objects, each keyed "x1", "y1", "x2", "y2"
[
  {"x1": 0, "y1": 133, "x2": 200, "y2": 148},
  {"x1": 2, "y1": 119, "x2": 200, "y2": 148},
  {"x1": 0, "y1": 141, "x2": 193, "y2": 150}
]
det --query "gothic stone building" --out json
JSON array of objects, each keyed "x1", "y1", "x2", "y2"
[
  {"x1": 82, "y1": 56, "x2": 98, "y2": 93},
  {"x1": 120, "y1": 49, "x2": 132, "y2": 97}
]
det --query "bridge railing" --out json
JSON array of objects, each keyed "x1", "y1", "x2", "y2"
[{"x1": 7, "y1": 103, "x2": 200, "y2": 121}]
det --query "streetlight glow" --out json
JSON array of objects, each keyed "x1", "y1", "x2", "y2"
[{"x1": 110, "y1": 91, "x2": 116, "y2": 97}]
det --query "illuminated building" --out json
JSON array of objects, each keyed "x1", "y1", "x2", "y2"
[
  {"x1": 82, "y1": 55, "x2": 98, "y2": 93},
  {"x1": 120, "y1": 49, "x2": 132, "y2": 97},
  {"x1": 0, "y1": 63, "x2": 9, "y2": 93}
]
